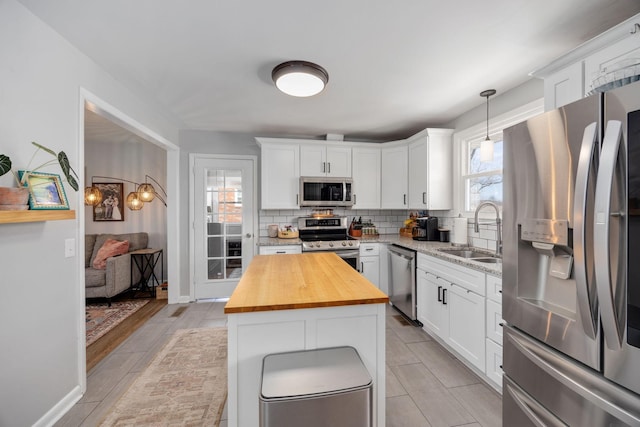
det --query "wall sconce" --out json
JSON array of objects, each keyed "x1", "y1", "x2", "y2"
[
  {"x1": 84, "y1": 175, "x2": 166, "y2": 211},
  {"x1": 480, "y1": 89, "x2": 497, "y2": 162}
]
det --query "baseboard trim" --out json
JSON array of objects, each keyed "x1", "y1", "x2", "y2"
[
  {"x1": 176, "y1": 295, "x2": 191, "y2": 304},
  {"x1": 34, "y1": 385, "x2": 82, "y2": 427}
]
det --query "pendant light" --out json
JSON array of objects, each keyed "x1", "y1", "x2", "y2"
[
  {"x1": 272, "y1": 61, "x2": 329, "y2": 97},
  {"x1": 480, "y1": 89, "x2": 497, "y2": 162}
]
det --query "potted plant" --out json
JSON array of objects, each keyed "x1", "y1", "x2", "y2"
[{"x1": 0, "y1": 141, "x2": 79, "y2": 210}]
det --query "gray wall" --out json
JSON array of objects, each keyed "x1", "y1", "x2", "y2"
[
  {"x1": 444, "y1": 79, "x2": 543, "y2": 130},
  {"x1": 0, "y1": 1, "x2": 180, "y2": 425},
  {"x1": 177, "y1": 130, "x2": 259, "y2": 299}
]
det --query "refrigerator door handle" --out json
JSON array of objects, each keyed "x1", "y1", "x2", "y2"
[
  {"x1": 593, "y1": 120, "x2": 625, "y2": 350},
  {"x1": 506, "y1": 325, "x2": 640, "y2": 425},
  {"x1": 573, "y1": 122, "x2": 598, "y2": 339},
  {"x1": 504, "y1": 377, "x2": 567, "y2": 427}
]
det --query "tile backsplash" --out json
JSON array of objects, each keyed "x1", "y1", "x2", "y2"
[
  {"x1": 258, "y1": 210, "x2": 501, "y2": 252},
  {"x1": 438, "y1": 216, "x2": 502, "y2": 252},
  {"x1": 258, "y1": 208, "x2": 407, "y2": 237}
]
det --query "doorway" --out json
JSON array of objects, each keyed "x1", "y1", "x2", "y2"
[
  {"x1": 79, "y1": 90, "x2": 179, "y2": 392},
  {"x1": 191, "y1": 155, "x2": 257, "y2": 299}
]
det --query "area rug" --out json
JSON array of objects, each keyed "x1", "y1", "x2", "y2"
[
  {"x1": 99, "y1": 327, "x2": 228, "y2": 427},
  {"x1": 86, "y1": 300, "x2": 150, "y2": 347}
]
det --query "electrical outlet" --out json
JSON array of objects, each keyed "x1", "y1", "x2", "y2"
[{"x1": 65, "y1": 238, "x2": 76, "y2": 258}]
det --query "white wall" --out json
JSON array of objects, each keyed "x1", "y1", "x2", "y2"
[
  {"x1": 85, "y1": 139, "x2": 168, "y2": 278},
  {"x1": 0, "y1": 1, "x2": 180, "y2": 425}
]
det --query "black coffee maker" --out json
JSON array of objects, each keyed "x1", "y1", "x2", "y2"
[{"x1": 412, "y1": 217, "x2": 440, "y2": 241}]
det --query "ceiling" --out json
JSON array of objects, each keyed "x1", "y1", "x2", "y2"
[{"x1": 19, "y1": 0, "x2": 640, "y2": 142}]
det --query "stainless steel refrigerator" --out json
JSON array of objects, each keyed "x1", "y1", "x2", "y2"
[{"x1": 502, "y1": 79, "x2": 640, "y2": 425}]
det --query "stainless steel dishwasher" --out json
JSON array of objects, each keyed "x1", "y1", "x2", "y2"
[{"x1": 388, "y1": 244, "x2": 419, "y2": 325}]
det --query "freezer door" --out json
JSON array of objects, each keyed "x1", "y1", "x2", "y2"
[
  {"x1": 502, "y1": 94, "x2": 600, "y2": 370},
  {"x1": 503, "y1": 325, "x2": 640, "y2": 426}
]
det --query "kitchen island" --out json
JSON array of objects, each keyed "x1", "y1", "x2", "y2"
[{"x1": 225, "y1": 252, "x2": 389, "y2": 427}]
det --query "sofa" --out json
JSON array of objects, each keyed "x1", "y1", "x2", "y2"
[{"x1": 85, "y1": 232, "x2": 149, "y2": 303}]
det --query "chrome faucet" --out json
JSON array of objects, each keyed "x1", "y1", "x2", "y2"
[{"x1": 474, "y1": 201, "x2": 502, "y2": 257}]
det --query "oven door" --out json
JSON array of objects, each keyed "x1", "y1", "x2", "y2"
[{"x1": 334, "y1": 249, "x2": 360, "y2": 271}]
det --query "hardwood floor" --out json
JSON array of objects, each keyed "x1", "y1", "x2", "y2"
[
  {"x1": 58, "y1": 301, "x2": 501, "y2": 427},
  {"x1": 86, "y1": 298, "x2": 167, "y2": 372}
]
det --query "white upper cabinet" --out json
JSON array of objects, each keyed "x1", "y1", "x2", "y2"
[
  {"x1": 381, "y1": 144, "x2": 408, "y2": 209},
  {"x1": 532, "y1": 13, "x2": 640, "y2": 110},
  {"x1": 408, "y1": 129, "x2": 454, "y2": 210},
  {"x1": 542, "y1": 62, "x2": 584, "y2": 110},
  {"x1": 257, "y1": 141, "x2": 300, "y2": 210},
  {"x1": 300, "y1": 145, "x2": 351, "y2": 177},
  {"x1": 352, "y1": 147, "x2": 381, "y2": 209}
]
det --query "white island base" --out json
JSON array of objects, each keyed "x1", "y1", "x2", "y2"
[{"x1": 227, "y1": 303, "x2": 386, "y2": 427}]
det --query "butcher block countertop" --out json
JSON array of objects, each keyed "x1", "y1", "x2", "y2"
[{"x1": 224, "y1": 252, "x2": 389, "y2": 314}]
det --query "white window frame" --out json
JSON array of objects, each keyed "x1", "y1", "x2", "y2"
[
  {"x1": 452, "y1": 98, "x2": 544, "y2": 218},
  {"x1": 462, "y1": 133, "x2": 504, "y2": 213}
]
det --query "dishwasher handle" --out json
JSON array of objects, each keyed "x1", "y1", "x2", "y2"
[{"x1": 388, "y1": 245, "x2": 416, "y2": 262}]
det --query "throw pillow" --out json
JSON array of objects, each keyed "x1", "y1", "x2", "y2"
[{"x1": 92, "y1": 239, "x2": 130, "y2": 270}]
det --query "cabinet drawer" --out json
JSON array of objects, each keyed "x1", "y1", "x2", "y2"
[
  {"x1": 359, "y1": 242, "x2": 379, "y2": 256},
  {"x1": 259, "y1": 245, "x2": 302, "y2": 255},
  {"x1": 485, "y1": 338, "x2": 503, "y2": 389},
  {"x1": 486, "y1": 299, "x2": 504, "y2": 345},
  {"x1": 417, "y1": 253, "x2": 486, "y2": 296},
  {"x1": 486, "y1": 274, "x2": 502, "y2": 303}
]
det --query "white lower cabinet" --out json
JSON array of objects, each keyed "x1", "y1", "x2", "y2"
[
  {"x1": 417, "y1": 253, "x2": 503, "y2": 391},
  {"x1": 417, "y1": 254, "x2": 485, "y2": 372},
  {"x1": 485, "y1": 274, "x2": 503, "y2": 391},
  {"x1": 447, "y1": 283, "x2": 485, "y2": 371},
  {"x1": 417, "y1": 270, "x2": 448, "y2": 338},
  {"x1": 359, "y1": 243, "x2": 380, "y2": 289},
  {"x1": 259, "y1": 245, "x2": 301, "y2": 255},
  {"x1": 485, "y1": 338, "x2": 503, "y2": 388},
  {"x1": 486, "y1": 298, "x2": 503, "y2": 345}
]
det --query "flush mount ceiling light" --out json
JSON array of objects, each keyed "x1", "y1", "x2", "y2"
[
  {"x1": 272, "y1": 61, "x2": 329, "y2": 97},
  {"x1": 480, "y1": 89, "x2": 497, "y2": 162}
]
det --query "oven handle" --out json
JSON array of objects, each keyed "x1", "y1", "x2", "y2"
[{"x1": 334, "y1": 249, "x2": 360, "y2": 258}]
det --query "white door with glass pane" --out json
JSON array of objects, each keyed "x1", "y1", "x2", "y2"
[{"x1": 192, "y1": 155, "x2": 256, "y2": 300}]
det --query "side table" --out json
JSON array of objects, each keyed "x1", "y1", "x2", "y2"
[{"x1": 130, "y1": 248, "x2": 163, "y2": 298}]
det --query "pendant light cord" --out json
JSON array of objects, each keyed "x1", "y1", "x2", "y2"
[{"x1": 480, "y1": 89, "x2": 496, "y2": 141}]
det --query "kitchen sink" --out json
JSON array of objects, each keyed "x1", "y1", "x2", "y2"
[
  {"x1": 437, "y1": 249, "x2": 491, "y2": 259},
  {"x1": 436, "y1": 248, "x2": 501, "y2": 264},
  {"x1": 471, "y1": 257, "x2": 502, "y2": 264}
]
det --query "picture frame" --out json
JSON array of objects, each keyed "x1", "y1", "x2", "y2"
[
  {"x1": 93, "y1": 182, "x2": 125, "y2": 221},
  {"x1": 19, "y1": 171, "x2": 69, "y2": 210}
]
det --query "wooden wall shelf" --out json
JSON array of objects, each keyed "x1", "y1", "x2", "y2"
[{"x1": 0, "y1": 210, "x2": 76, "y2": 224}]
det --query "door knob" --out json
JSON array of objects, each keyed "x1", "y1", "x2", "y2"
[{"x1": 245, "y1": 233, "x2": 252, "y2": 238}]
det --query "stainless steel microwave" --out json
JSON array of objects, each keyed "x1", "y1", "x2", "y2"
[{"x1": 299, "y1": 177, "x2": 353, "y2": 207}]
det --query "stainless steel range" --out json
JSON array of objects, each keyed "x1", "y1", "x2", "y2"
[{"x1": 298, "y1": 216, "x2": 360, "y2": 270}]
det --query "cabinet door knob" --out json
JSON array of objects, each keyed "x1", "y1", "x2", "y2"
[
  {"x1": 423, "y1": 192, "x2": 426, "y2": 204},
  {"x1": 442, "y1": 288, "x2": 447, "y2": 305}
]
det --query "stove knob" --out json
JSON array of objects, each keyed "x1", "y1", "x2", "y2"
[
  {"x1": 342, "y1": 241, "x2": 347, "y2": 246},
  {"x1": 348, "y1": 242, "x2": 353, "y2": 246},
  {"x1": 315, "y1": 243, "x2": 321, "y2": 248},
  {"x1": 329, "y1": 243, "x2": 334, "y2": 247}
]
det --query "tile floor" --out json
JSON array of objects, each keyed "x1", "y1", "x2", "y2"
[{"x1": 56, "y1": 301, "x2": 501, "y2": 426}]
